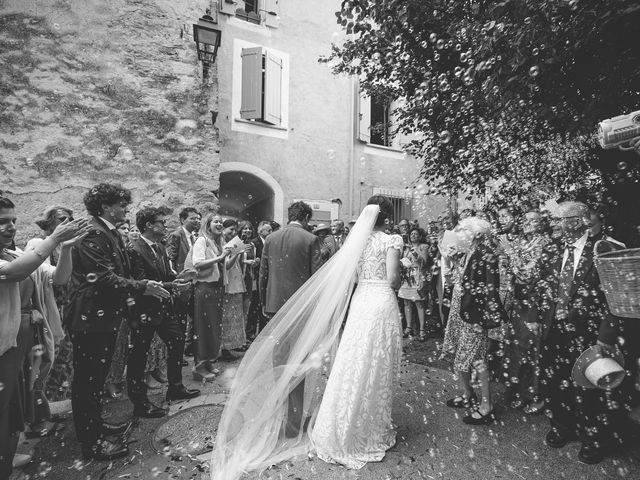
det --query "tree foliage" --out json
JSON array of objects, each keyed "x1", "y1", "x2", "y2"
[{"x1": 322, "y1": 0, "x2": 640, "y2": 204}]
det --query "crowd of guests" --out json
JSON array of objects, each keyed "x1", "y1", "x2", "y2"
[
  {"x1": 385, "y1": 202, "x2": 638, "y2": 466},
  {"x1": 0, "y1": 184, "x2": 285, "y2": 476},
  {"x1": 311, "y1": 203, "x2": 639, "y2": 465},
  {"x1": 1, "y1": 183, "x2": 639, "y2": 475}
]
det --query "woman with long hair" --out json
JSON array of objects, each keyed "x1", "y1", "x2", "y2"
[
  {"x1": 238, "y1": 220, "x2": 257, "y2": 347},
  {"x1": 0, "y1": 195, "x2": 88, "y2": 476},
  {"x1": 398, "y1": 226, "x2": 432, "y2": 341},
  {"x1": 27, "y1": 206, "x2": 76, "y2": 404},
  {"x1": 191, "y1": 213, "x2": 231, "y2": 381},
  {"x1": 211, "y1": 195, "x2": 403, "y2": 478}
]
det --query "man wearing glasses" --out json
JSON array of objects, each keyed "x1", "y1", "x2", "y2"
[
  {"x1": 527, "y1": 201, "x2": 622, "y2": 465},
  {"x1": 126, "y1": 207, "x2": 200, "y2": 420}
]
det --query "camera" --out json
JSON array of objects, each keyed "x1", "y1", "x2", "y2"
[{"x1": 597, "y1": 110, "x2": 640, "y2": 150}]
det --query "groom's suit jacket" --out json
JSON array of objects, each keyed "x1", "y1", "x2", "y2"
[{"x1": 259, "y1": 223, "x2": 323, "y2": 314}]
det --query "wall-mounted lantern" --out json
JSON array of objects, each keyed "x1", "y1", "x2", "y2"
[{"x1": 193, "y1": 13, "x2": 222, "y2": 78}]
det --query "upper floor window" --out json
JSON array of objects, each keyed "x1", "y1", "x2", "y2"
[
  {"x1": 240, "y1": 47, "x2": 283, "y2": 126},
  {"x1": 220, "y1": 0, "x2": 280, "y2": 28},
  {"x1": 370, "y1": 96, "x2": 391, "y2": 147},
  {"x1": 359, "y1": 93, "x2": 412, "y2": 150},
  {"x1": 235, "y1": 0, "x2": 260, "y2": 24}
]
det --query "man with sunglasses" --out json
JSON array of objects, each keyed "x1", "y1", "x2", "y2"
[
  {"x1": 126, "y1": 207, "x2": 200, "y2": 420},
  {"x1": 527, "y1": 201, "x2": 622, "y2": 465}
]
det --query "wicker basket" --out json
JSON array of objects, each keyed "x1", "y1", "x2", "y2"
[{"x1": 594, "y1": 247, "x2": 640, "y2": 318}]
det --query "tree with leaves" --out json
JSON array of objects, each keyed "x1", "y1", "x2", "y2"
[{"x1": 323, "y1": 0, "x2": 640, "y2": 205}]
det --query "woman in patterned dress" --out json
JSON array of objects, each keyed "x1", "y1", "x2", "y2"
[
  {"x1": 219, "y1": 219, "x2": 247, "y2": 360},
  {"x1": 442, "y1": 217, "x2": 504, "y2": 425}
]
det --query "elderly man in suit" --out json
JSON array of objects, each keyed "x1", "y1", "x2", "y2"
[
  {"x1": 245, "y1": 220, "x2": 273, "y2": 339},
  {"x1": 528, "y1": 201, "x2": 623, "y2": 465},
  {"x1": 323, "y1": 219, "x2": 346, "y2": 259},
  {"x1": 166, "y1": 207, "x2": 201, "y2": 357},
  {"x1": 259, "y1": 202, "x2": 323, "y2": 436},
  {"x1": 65, "y1": 184, "x2": 169, "y2": 461},
  {"x1": 126, "y1": 207, "x2": 200, "y2": 419}
]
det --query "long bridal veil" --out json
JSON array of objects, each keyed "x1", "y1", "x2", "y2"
[{"x1": 210, "y1": 204, "x2": 381, "y2": 480}]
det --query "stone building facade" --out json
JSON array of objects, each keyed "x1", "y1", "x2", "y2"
[{"x1": 0, "y1": 0, "x2": 221, "y2": 245}]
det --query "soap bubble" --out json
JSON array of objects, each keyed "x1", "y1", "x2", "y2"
[
  {"x1": 439, "y1": 130, "x2": 452, "y2": 144},
  {"x1": 529, "y1": 65, "x2": 540, "y2": 77},
  {"x1": 86, "y1": 273, "x2": 98, "y2": 283}
]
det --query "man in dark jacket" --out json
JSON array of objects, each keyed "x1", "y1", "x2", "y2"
[
  {"x1": 528, "y1": 201, "x2": 623, "y2": 465},
  {"x1": 259, "y1": 202, "x2": 323, "y2": 437},
  {"x1": 245, "y1": 220, "x2": 272, "y2": 339},
  {"x1": 165, "y1": 207, "x2": 201, "y2": 356},
  {"x1": 126, "y1": 207, "x2": 199, "y2": 419},
  {"x1": 65, "y1": 184, "x2": 169, "y2": 461}
]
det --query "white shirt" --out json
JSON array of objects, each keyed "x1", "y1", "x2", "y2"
[
  {"x1": 100, "y1": 217, "x2": 117, "y2": 231},
  {"x1": 561, "y1": 231, "x2": 588, "y2": 277}
]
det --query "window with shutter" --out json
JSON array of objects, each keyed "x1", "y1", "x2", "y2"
[
  {"x1": 358, "y1": 95, "x2": 371, "y2": 143},
  {"x1": 263, "y1": 0, "x2": 280, "y2": 28},
  {"x1": 263, "y1": 52, "x2": 282, "y2": 125},
  {"x1": 370, "y1": 96, "x2": 391, "y2": 147},
  {"x1": 240, "y1": 46, "x2": 284, "y2": 126},
  {"x1": 240, "y1": 47, "x2": 263, "y2": 121}
]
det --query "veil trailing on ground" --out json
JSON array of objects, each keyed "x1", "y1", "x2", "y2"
[{"x1": 210, "y1": 204, "x2": 381, "y2": 480}]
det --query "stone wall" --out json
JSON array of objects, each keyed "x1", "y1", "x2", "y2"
[{"x1": 0, "y1": 0, "x2": 220, "y2": 245}]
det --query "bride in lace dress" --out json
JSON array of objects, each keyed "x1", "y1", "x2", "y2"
[
  {"x1": 210, "y1": 196, "x2": 402, "y2": 480},
  {"x1": 310, "y1": 201, "x2": 403, "y2": 468}
]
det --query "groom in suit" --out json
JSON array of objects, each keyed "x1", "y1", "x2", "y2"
[
  {"x1": 65, "y1": 184, "x2": 170, "y2": 461},
  {"x1": 528, "y1": 201, "x2": 622, "y2": 465},
  {"x1": 127, "y1": 207, "x2": 200, "y2": 419},
  {"x1": 259, "y1": 202, "x2": 323, "y2": 436}
]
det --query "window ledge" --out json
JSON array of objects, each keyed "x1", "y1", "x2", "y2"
[
  {"x1": 234, "y1": 117, "x2": 288, "y2": 131},
  {"x1": 363, "y1": 143, "x2": 406, "y2": 159}
]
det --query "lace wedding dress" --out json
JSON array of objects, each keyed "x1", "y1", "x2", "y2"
[{"x1": 309, "y1": 231, "x2": 403, "y2": 468}]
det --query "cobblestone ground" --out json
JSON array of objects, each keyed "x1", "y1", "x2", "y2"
[{"x1": 10, "y1": 338, "x2": 640, "y2": 480}]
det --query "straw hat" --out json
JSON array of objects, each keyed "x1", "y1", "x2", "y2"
[{"x1": 571, "y1": 344, "x2": 626, "y2": 390}]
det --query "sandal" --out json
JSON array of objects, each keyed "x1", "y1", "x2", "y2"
[
  {"x1": 419, "y1": 330, "x2": 427, "y2": 342},
  {"x1": 462, "y1": 407, "x2": 496, "y2": 425},
  {"x1": 403, "y1": 328, "x2": 413, "y2": 338},
  {"x1": 446, "y1": 393, "x2": 478, "y2": 409}
]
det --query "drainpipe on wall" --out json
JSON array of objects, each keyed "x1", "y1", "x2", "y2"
[{"x1": 348, "y1": 76, "x2": 357, "y2": 218}]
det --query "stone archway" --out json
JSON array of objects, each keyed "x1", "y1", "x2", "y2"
[{"x1": 219, "y1": 162, "x2": 284, "y2": 225}]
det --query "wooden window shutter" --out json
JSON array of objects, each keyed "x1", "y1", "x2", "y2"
[
  {"x1": 390, "y1": 99, "x2": 412, "y2": 149},
  {"x1": 240, "y1": 47, "x2": 264, "y2": 120},
  {"x1": 264, "y1": 0, "x2": 280, "y2": 28},
  {"x1": 219, "y1": 0, "x2": 236, "y2": 16},
  {"x1": 358, "y1": 95, "x2": 371, "y2": 143},
  {"x1": 263, "y1": 51, "x2": 282, "y2": 125}
]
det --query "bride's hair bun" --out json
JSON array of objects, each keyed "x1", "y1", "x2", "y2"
[{"x1": 367, "y1": 195, "x2": 394, "y2": 226}]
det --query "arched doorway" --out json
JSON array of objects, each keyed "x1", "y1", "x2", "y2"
[{"x1": 219, "y1": 163, "x2": 284, "y2": 225}]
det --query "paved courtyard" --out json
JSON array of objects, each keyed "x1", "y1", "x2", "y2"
[{"x1": 10, "y1": 339, "x2": 640, "y2": 480}]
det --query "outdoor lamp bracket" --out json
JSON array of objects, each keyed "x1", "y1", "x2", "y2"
[{"x1": 193, "y1": 14, "x2": 222, "y2": 77}]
